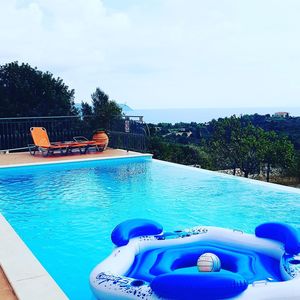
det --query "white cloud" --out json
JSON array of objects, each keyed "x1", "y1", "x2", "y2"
[
  {"x1": 0, "y1": 0, "x2": 131, "y2": 95},
  {"x1": 1, "y1": 0, "x2": 300, "y2": 108}
]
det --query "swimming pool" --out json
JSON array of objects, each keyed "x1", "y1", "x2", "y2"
[{"x1": 0, "y1": 156, "x2": 299, "y2": 299}]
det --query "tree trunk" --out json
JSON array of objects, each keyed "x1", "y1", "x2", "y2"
[
  {"x1": 233, "y1": 167, "x2": 236, "y2": 176},
  {"x1": 266, "y1": 163, "x2": 271, "y2": 182},
  {"x1": 244, "y1": 171, "x2": 249, "y2": 178}
]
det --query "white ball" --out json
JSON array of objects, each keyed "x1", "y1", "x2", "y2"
[{"x1": 197, "y1": 253, "x2": 221, "y2": 272}]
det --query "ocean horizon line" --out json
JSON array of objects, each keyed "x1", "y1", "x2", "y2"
[
  {"x1": 130, "y1": 106, "x2": 300, "y2": 111},
  {"x1": 125, "y1": 106, "x2": 300, "y2": 124}
]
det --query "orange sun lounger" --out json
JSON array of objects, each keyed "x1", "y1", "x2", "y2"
[
  {"x1": 29, "y1": 127, "x2": 89, "y2": 156},
  {"x1": 73, "y1": 136, "x2": 106, "y2": 152}
]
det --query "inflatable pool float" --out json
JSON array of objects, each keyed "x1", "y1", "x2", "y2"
[{"x1": 90, "y1": 219, "x2": 300, "y2": 300}]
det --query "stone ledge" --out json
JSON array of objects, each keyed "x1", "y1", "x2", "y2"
[{"x1": 0, "y1": 215, "x2": 68, "y2": 300}]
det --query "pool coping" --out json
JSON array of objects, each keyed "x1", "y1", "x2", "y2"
[
  {"x1": 0, "y1": 214, "x2": 68, "y2": 300},
  {"x1": 154, "y1": 159, "x2": 300, "y2": 195},
  {"x1": 0, "y1": 152, "x2": 153, "y2": 169}
]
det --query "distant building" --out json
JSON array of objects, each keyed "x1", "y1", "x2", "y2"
[
  {"x1": 175, "y1": 131, "x2": 192, "y2": 137},
  {"x1": 273, "y1": 112, "x2": 289, "y2": 118}
]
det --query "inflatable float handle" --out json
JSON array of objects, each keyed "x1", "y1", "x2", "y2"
[
  {"x1": 255, "y1": 222, "x2": 300, "y2": 255},
  {"x1": 111, "y1": 219, "x2": 163, "y2": 247}
]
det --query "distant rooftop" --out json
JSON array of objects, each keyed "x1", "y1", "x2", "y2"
[{"x1": 273, "y1": 112, "x2": 289, "y2": 118}]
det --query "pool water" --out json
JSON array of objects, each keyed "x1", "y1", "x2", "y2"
[{"x1": 0, "y1": 157, "x2": 299, "y2": 299}]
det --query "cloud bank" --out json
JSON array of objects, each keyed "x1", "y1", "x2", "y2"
[{"x1": 1, "y1": 0, "x2": 300, "y2": 109}]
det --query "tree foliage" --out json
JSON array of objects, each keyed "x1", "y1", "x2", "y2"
[
  {"x1": 90, "y1": 88, "x2": 122, "y2": 129},
  {"x1": 149, "y1": 116, "x2": 297, "y2": 182},
  {"x1": 237, "y1": 126, "x2": 265, "y2": 178},
  {"x1": 209, "y1": 117, "x2": 295, "y2": 178},
  {"x1": 81, "y1": 101, "x2": 93, "y2": 117},
  {"x1": 286, "y1": 151, "x2": 300, "y2": 178},
  {"x1": 209, "y1": 116, "x2": 243, "y2": 173},
  {"x1": 149, "y1": 137, "x2": 212, "y2": 168},
  {"x1": 260, "y1": 131, "x2": 295, "y2": 181},
  {"x1": 0, "y1": 61, "x2": 77, "y2": 117}
]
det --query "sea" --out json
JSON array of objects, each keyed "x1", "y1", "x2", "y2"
[{"x1": 125, "y1": 107, "x2": 300, "y2": 124}]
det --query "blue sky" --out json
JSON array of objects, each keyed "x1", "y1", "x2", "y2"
[{"x1": 1, "y1": 0, "x2": 300, "y2": 109}]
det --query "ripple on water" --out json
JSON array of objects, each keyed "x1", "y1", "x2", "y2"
[{"x1": 0, "y1": 158, "x2": 299, "y2": 300}]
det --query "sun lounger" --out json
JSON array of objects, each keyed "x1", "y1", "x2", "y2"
[
  {"x1": 73, "y1": 136, "x2": 106, "y2": 152},
  {"x1": 29, "y1": 127, "x2": 89, "y2": 156}
]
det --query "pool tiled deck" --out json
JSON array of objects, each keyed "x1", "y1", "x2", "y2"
[
  {"x1": 0, "y1": 149, "x2": 151, "y2": 299},
  {"x1": 0, "y1": 148, "x2": 148, "y2": 167},
  {"x1": 0, "y1": 267, "x2": 17, "y2": 300}
]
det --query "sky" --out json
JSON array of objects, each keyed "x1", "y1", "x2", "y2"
[{"x1": 1, "y1": 0, "x2": 300, "y2": 109}]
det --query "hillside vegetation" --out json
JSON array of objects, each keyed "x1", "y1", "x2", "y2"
[{"x1": 148, "y1": 114, "x2": 300, "y2": 185}]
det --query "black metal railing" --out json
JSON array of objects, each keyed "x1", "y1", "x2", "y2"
[
  {"x1": 0, "y1": 115, "x2": 149, "y2": 152},
  {"x1": 108, "y1": 132, "x2": 147, "y2": 152}
]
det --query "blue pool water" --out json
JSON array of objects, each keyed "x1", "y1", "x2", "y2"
[{"x1": 0, "y1": 156, "x2": 299, "y2": 299}]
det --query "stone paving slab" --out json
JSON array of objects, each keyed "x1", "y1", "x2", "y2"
[{"x1": 0, "y1": 149, "x2": 148, "y2": 167}]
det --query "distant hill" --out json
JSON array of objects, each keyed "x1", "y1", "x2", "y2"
[
  {"x1": 118, "y1": 103, "x2": 133, "y2": 112},
  {"x1": 150, "y1": 114, "x2": 300, "y2": 150},
  {"x1": 74, "y1": 103, "x2": 81, "y2": 111},
  {"x1": 74, "y1": 103, "x2": 133, "y2": 113}
]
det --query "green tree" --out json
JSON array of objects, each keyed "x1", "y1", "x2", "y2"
[
  {"x1": 261, "y1": 131, "x2": 295, "y2": 182},
  {"x1": 238, "y1": 126, "x2": 265, "y2": 178},
  {"x1": 209, "y1": 118, "x2": 265, "y2": 177},
  {"x1": 148, "y1": 137, "x2": 212, "y2": 168},
  {"x1": 0, "y1": 61, "x2": 77, "y2": 117},
  {"x1": 91, "y1": 87, "x2": 122, "y2": 129},
  {"x1": 81, "y1": 101, "x2": 93, "y2": 116},
  {"x1": 80, "y1": 101, "x2": 93, "y2": 130},
  {"x1": 210, "y1": 120, "x2": 295, "y2": 179},
  {"x1": 209, "y1": 116, "x2": 245, "y2": 174},
  {"x1": 286, "y1": 151, "x2": 300, "y2": 180}
]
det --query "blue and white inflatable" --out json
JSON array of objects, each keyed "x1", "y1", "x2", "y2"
[{"x1": 90, "y1": 219, "x2": 300, "y2": 300}]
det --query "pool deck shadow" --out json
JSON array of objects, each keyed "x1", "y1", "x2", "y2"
[{"x1": 0, "y1": 148, "x2": 149, "y2": 167}]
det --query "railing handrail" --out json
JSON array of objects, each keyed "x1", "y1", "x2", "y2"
[
  {"x1": 123, "y1": 115, "x2": 144, "y2": 118},
  {"x1": 0, "y1": 115, "x2": 79, "y2": 120},
  {"x1": 0, "y1": 115, "x2": 144, "y2": 121}
]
